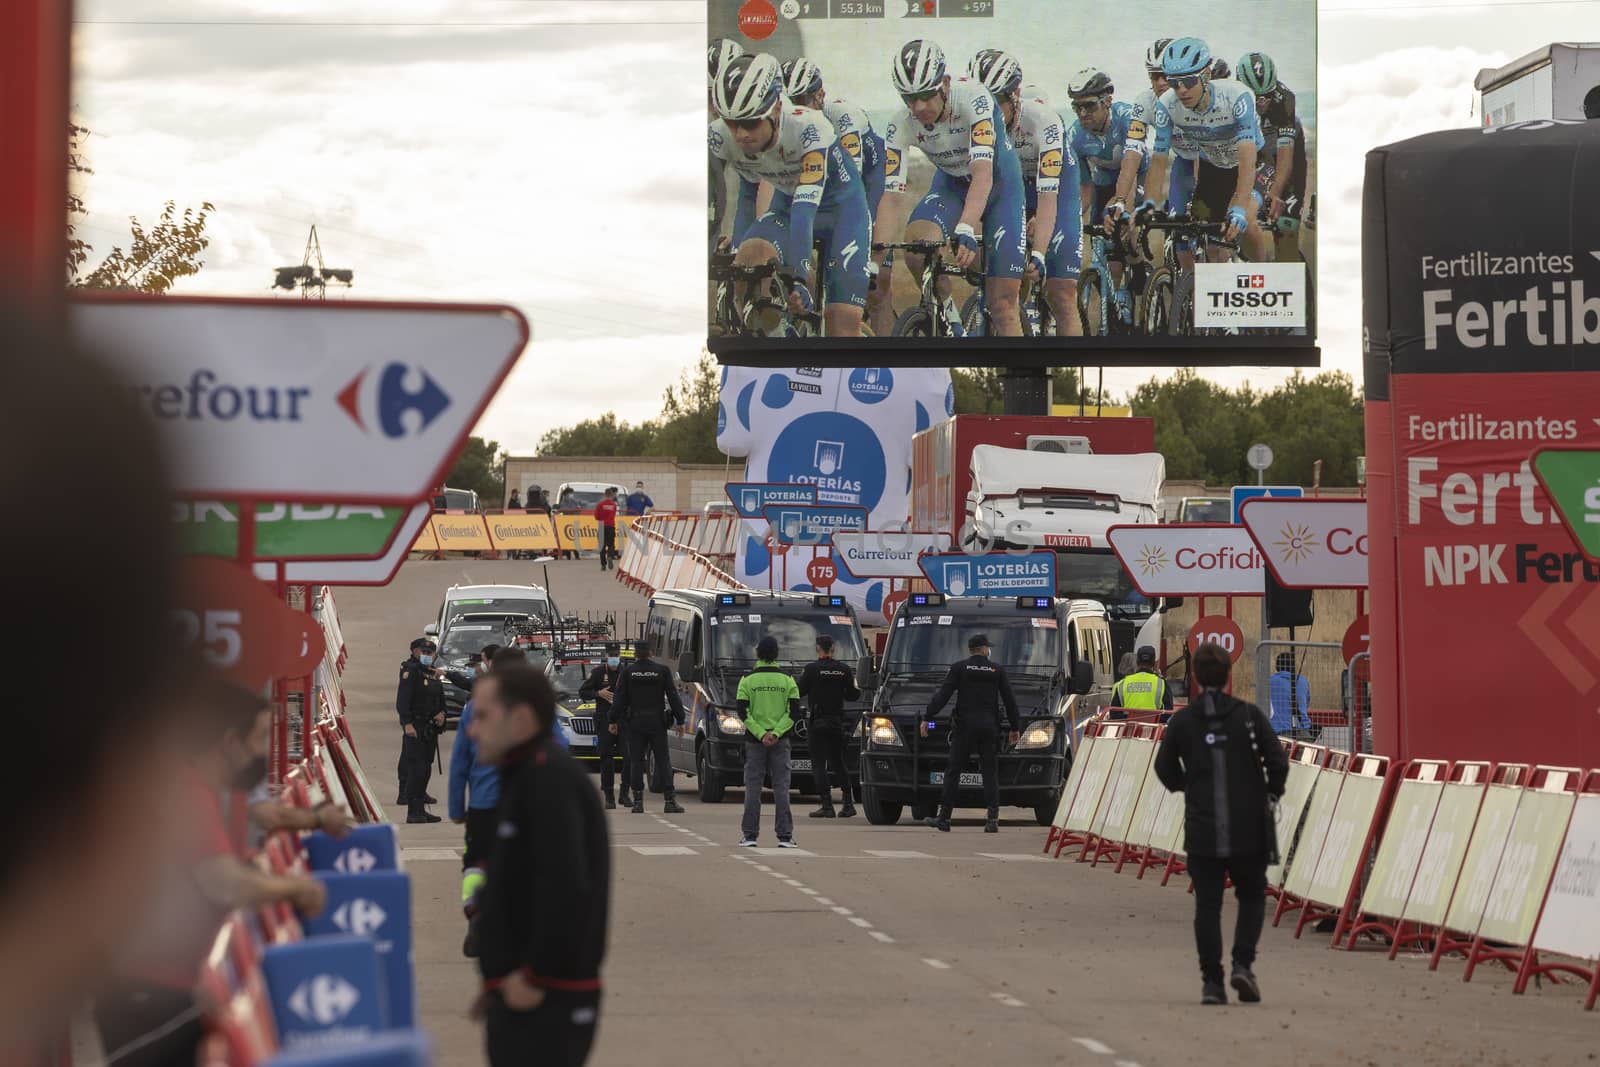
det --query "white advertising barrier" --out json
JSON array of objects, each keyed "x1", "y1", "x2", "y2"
[
  {"x1": 1303, "y1": 757, "x2": 1390, "y2": 909},
  {"x1": 1441, "y1": 779, "x2": 1525, "y2": 937},
  {"x1": 1106, "y1": 524, "x2": 1265, "y2": 597},
  {"x1": 1283, "y1": 755, "x2": 1349, "y2": 903},
  {"x1": 1124, "y1": 743, "x2": 1172, "y2": 852},
  {"x1": 1149, "y1": 782, "x2": 1187, "y2": 859},
  {"x1": 1532, "y1": 791, "x2": 1600, "y2": 963},
  {"x1": 1397, "y1": 766, "x2": 1490, "y2": 930},
  {"x1": 1090, "y1": 734, "x2": 1149, "y2": 844},
  {"x1": 76, "y1": 298, "x2": 528, "y2": 502},
  {"x1": 1268, "y1": 747, "x2": 1326, "y2": 888},
  {"x1": 1051, "y1": 730, "x2": 1097, "y2": 829},
  {"x1": 1475, "y1": 779, "x2": 1578, "y2": 946},
  {"x1": 1063, "y1": 728, "x2": 1123, "y2": 836},
  {"x1": 1240, "y1": 498, "x2": 1369, "y2": 590},
  {"x1": 1357, "y1": 762, "x2": 1449, "y2": 922},
  {"x1": 832, "y1": 530, "x2": 952, "y2": 578}
]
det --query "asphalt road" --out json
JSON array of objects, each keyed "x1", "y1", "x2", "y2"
[{"x1": 335, "y1": 558, "x2": 1597, "y2": 1066}]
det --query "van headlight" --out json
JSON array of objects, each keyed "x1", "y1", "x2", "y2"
[
  {"x1": 869, "y1": 716, "x2": 904, "y2": 748},
  {"x1": 717, "y1": 712, "x2": 746, "y2": 736},
  {"x1": 1015, "y1": 721, "x2": 1056, "y2": 750}
]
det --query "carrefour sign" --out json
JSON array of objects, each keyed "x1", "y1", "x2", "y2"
[
  {"x1": 833, "y1": 530, "x2": 951, "y2": 578},
  {"x1": 1107, "y1": 524, "x2": 1266, "y2": 597},
  {"x1": 1239, "y1": 499, "x2": 1369, "y2": 589}
]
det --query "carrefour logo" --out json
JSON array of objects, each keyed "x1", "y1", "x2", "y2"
[
  {"x1": 847, "y1": 368, "x2": 894, "y2": 405},
  {"x1": 332, "y1": 847, "x2": 378, "y2": 875},
  {"x1": 332, "y1": 898, "x2": 388, "y2": 936},
  {"x1": 1135, "y1": 544, "x2": 1169, "y2": 576},
  {"x1": 337, "y1": 362, "x2": 450, "y2": 438},
  {"x1": 288, "y1": 975, "x2": 361, "y2": 1025}
]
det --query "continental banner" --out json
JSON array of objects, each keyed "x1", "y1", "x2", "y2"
[
  {"x1": 411, "y1": 519, "x2": 438, "y2": 554},
  {"x1": 430, "y1": 514, "x2": 491, "y2": 552},
  {"x1": 486, "y1": 512, "x2": 559, "y2": 552},
  {"x1": 1364, "y1": 120, "x2": 1600, "y2": 767}
]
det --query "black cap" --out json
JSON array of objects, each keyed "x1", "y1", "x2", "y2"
[
  {"x1": 634, "y1": 639, "x2": 652, "y2": 657},
  {"x1": 968, "y1": 634, "x2": 990, "y2": 651},
  {"x1": 410, "y1": 637, "x2": 435, "y2": 652},
  {"x1": 815, "y1": 634, "x2": 834, "y2": 652},
  {"x1": 757, "y1": 636, "x2": 780, "y2": 660},
  {"x1": 1137, "y1": 644, "x2": 1157, "y2": 664},
  {"x1": 604, "y1": 641, "x2": 621, "y2": 654}
]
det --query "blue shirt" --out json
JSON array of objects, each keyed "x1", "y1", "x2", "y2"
[
  {"x1": 1268, "y1": 672, "x2": 1312, "y2": 734},
  {"x1": 448, "y1": 698, "x2": 501, "y2": 818},
  {"x1": 625, "y1": 491, "x2": 653, "y2": 516},
  {"x1": 1069, "y1": 100, "x2": 1149, "y2": 188}
]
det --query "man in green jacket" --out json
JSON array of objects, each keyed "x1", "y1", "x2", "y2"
[{"x1": 737, "y1": 635, "x2": 802, "y2": 848}]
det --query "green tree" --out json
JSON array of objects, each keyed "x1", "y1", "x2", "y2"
[
  {"x1": 445, "y1": 435, "x2": 505, "y2": 504},
  {"x1": 652, "y1": 353, "x2": 724, "y2": 464},
  {"x1": 67, "y1": 124, "x2": 215, "y2": 292},
  {"x1": 950, "y1": 367, "x2": 1088, "y2": 414},
  {"x1": 537, "y1": 413, "x2": 654, "y2": 457}
]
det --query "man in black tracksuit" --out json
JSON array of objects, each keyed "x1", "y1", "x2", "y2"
[
  {"x1": 1154, "y1": 641, "x2": 1288, "y2": 1006},
  {"x1": 923, "y1": 633, "x2": 1019, "y2": 834},
  {"x1": 580, "y1": 642, "x2": 633, "y2": 810},
  {"x1": 611, "y1": 640, "x2": 686, "y2": 815},
  {"x1": 396, "y1": 637, "x2": 446, "y2": 823},
  {"x1": 799, "y1": 635, "x2": 859, "y2": 819},
  {"x1": 468, "y1": 665, "x2": 609, "y2": 1067}
]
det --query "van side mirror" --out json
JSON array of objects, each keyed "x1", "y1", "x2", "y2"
[
  {"x1": 676, "y1": 651, "x2": 700, "y2": 684},
  {"x1": 1070, "y1": 659, "x2": 1094, "y2": 695},
  {"x1": 423, "y1": 623, "x2": 438, "y2": 637},
  {"x1": 856, "y1": 655, "x2": 876, "y2": 689}
]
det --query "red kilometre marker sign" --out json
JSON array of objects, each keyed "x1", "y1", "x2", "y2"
[
  {"x1": 175, "y1": 557, "x2": 326, "y2": 689},
  {"x1": 1343, "y1": 614, "x2": 1371, "y2": 681},
  {"x1": 807, "y1": 557, "x2": 837, "y2": 589},
  {"x1": 738, "y1": 0, "x2": 778, "y2": 39},
  {"x1": 1188, "y1": 614, "x2": 1244, "y2": 663},
  {"x1": 882, "y1": 590, "x2": 908, "y2": 624}
]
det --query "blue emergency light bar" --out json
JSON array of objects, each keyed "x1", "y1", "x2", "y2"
[
  {"x1": 1016, "y1": 596, "x2": 1054, "y2": 610},
  {"x1": 813, "y1": 595, "x2": 846, "y2": 608},
  {"x1": 910, "y1": 593, "x2": 945, "y2": 607},
  {"x1": 718, "y1": 593, "x2": 751, "y2": 606}
]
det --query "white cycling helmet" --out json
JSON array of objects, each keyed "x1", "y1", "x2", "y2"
[
  {"x1": 1145, "y1": 38, "x2": 1174, "y2": 74},
  {"x1": 968, "y1": 48, "x2": 1023, "y2": 97},
  {"x1": 714, "y1": 53, "x2": 782, "y2": 122},
  {"x1": 782, "y1": 57, "x2": 824, "y2": 100},
  {"x1": 892, "y1": 39, "x2": 947, "y2": 95},
  {"x1": 1067, "y1": 67, "x2": 1114, "y2": 99},
  {"x1": 709, "y1": 37, "x2": 746, "y2": 88}
]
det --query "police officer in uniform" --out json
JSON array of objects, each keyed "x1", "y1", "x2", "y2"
[
  {"x1": 580, "y1": 642, "x2": 634, "y2": 810},
  {"x1": 611, "y1": 639, "x2": 687, "y2": 815},
  {"x1": 396, "y1": 636, "x2": 446, "y2": 823},
  {"x1": 923, "y1": 634, "x2": 1019, "y2": 834},
  {"x1": 1111, "y1": 645, "x2": 1173, "y2": 720},
  {"x1": 799, "y1": 635, "x2": 860, "y2": 819}
]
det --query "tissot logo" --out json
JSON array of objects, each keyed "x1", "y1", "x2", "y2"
[
  {"x1": 1235, "y1": 275, "x2": 1267, "y2": 289},
  {"x1": 337, "y1": 362, "x2": 451, "y2": 438}
]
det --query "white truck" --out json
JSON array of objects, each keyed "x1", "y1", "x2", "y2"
[{"x1": 961, "y1": 445, "x2": 1168, "y2": 665}]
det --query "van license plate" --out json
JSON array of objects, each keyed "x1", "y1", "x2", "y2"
[
  {"x1": 929, "y1": 772, "x2": 984, "y2": 786},
  {"x1": 790, "y1": 760, "x2": 812, "y2": 772}
]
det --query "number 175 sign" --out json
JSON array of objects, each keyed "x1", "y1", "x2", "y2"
[{"x1": 174, "y1": 558, "x2": 326, "y2": 688}]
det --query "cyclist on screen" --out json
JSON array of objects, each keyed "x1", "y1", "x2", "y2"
[
  {"x1": 1130, "y1": 38, "x2": 1199, "y2": 215},
  {"x1": 872, "y1": 39, "x2": 1027, "y2": 337},
  {"x1": 708, "y1": 38, "x2": 746, "y2": 253},
  {"x1": 1145, "y1": 37, "x2": 1270, "y2": 262},
  {"x1": 708, "y1": 53, "x2": 872, "y2": 337},
  {"x1": 1066, "y1": 68, "x2": 1149, "y2": 235},
  {"x1": 1236, "y1": 51, "x2": 1308, "y2": 262},
  {"x1": 781, "y1": 58, "x2": 887, "y2": 229},
  {"x1": 969, "y1": 48, "x2": 1081, "y2": 336}
]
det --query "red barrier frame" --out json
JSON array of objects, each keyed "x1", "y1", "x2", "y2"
[
  {"x1": 1299, "y1": 753, "x2": 1397, "y2": 945},
  {"x1": 1089, "y1": 723, "x2": 1161, "y2": 868},
  {"x1": 1338, "y1": 758, "x2": 1449, "y2": 949},
  {"x1": 1428, "y1": 762, "x2": 1532, "y2": 970},
  {"x1": 1050, "y1": 720, "x2": 1126, "y2": 860},
  {"x1": 1272, "y1": 746, "x2": 1349, "y2": 927},
  {"x1": 1508, "y1": 769, "x2": 1600, "y2": 1004}
]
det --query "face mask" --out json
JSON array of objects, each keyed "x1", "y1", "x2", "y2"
[
  {"x1": 420, "y1": 654, "x2": 434, "y2": 666},
  {"x1": 232, "y1": 755, "x2": 269, "y2": 792},
  {"x1": 607, "y1": 657, "x2": 621, "y2": 668}
]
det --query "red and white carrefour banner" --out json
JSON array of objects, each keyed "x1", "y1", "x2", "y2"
[
  {"x1": 1107, "y1": 524, "x2": 1263, "y2": 597},
  {"x1": 1239, "y1": 498, "x2": 1368, "y2": 589}
]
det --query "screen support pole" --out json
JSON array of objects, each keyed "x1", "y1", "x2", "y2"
[{"x1": 1001, "y1": 367, "x2": 1051, "y2": 415}]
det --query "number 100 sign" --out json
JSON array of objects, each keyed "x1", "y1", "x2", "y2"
[{"x1": 1187, "y1": 614, "x2": 1244, "y2": 663}]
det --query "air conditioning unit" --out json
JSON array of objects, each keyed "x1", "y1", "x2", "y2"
[{"x1": 1025, "y1": 435, "x2": 1093, "y2": 454}]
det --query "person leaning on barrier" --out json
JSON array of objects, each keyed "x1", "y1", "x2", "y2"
[
  {"x1": 923, "y1": 634, "x2": 1019, "y2": 834},
  {"x1": 1154, "y1": 641, "x2": 1288, "y2": 1006},
  {"x1": 581, "y1": 642, "x2": 633, "y2": 809},
  {"x1": 799, "y1": 635, "x2": 859, "y2": 819},
  {"x1": 611, "y1": 639, "x2": 687, "y2": 814},
  {"x1": 467, "y1": 665, "x2": 610, "y2": 1067},
  {"x1": 396, "y1": 636, "x2": 446, "y2": 823},
  {"x1": 1110, "y1": 645, "x2": 1173, "y2": 721}
]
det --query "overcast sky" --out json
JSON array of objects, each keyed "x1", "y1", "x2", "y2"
[{"x1": 73, "y1": 0, "x2": 1600, "y2": 456}]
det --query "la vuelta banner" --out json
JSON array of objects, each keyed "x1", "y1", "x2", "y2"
[{"x1": 1364, "y1": 120, "x2": 1600, "y2": 768}]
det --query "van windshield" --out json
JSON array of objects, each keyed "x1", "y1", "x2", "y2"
[
  {"x1": 558, "y1": 489, "x2": 610, "y2": 511},
  {"x1": 1055, "y1": 550, "x2": 1152, "y2": 620},
  {"x1": 446, "y1": 597, "x2": 552, "y2": 624},
  {"x1": 710, "y1": 611, "x2": 866, "y2": 664},
  {"x1": 885, "y1": 616, "x2": 1060, "y2": 677}
]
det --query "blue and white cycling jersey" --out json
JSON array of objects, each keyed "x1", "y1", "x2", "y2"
[
  {"x1": 883, "y1": 76, "x2": 1004, "y2": 187},
  {"x1": 1068, "y1": 100, "x2": 1150, "y2": 188},
  {"x1": 1152, "y1": 80, "x2": 1265, "y2": 170},
  {"x1": 1012, "y1": 93, "x2": 1081, "y2": 278},
  {"x1": 1129, "y1": 87, "x2": 1197, "y2": 160},
  {"x1": 822, "y1": 96, "x2": 885, "y2": 213}
]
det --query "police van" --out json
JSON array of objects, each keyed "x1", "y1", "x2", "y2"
[
  {"x1": 643, "y1": 589, "x2": 871, "y2": 802},
  {"x1": 856, "y1": 593, "x2": 1115, "y2": 826}
]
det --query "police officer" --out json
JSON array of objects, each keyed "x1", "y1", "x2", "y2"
[
  {"x1": 1111, "y1": 645, "x2": 1173, "y2": 720},
  {"x1": 611, "y1": 639, "x2": 686, "y2": 815},
  {"x1": 581, "y1": 642, "x2": 634, "y2": 810},
  {"x1": 396, "y1": 636, "x2": 446, "y2": 824},
  {"x1": 923, "y1": 634, "x2": 1019, "y2": 834},
  {"x1": 799, "y1": 635, "x2": 859, "y2": 819}
]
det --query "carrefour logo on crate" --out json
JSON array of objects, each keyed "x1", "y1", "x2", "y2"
[
  {"x1": 288, "y1": 975, "x2": 362, "y2": 1025},
  {"x1": 337, "y1": 362, "x2": 450, "y2": 438},
  {"x1": 332, "y1": 847, "x2": 378, "y2": 875},
  {"x1": 333, "y1": 898, "x2": 388, "y2": 937},
  {"x1": 847, "y1": 368, "x2": 894, "y2": 404}
]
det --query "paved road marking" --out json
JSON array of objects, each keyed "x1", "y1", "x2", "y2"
[
  {"x1": 923, "y1": 958, "x2": 951, "y2": 970},
  {"x1": 813, "y1": 897, "x2": 835, "y2": 906},
  {"x1": 798, "y1": 887, "x2": 819, "y2": 895},
  {"x1": 1072, "y1": 1037, "x2": 1114, "y2": 1055},
  {"x1": 869, "y1": 931, "x2": 896, "y2": 943},
  {"x1": 631, "y1": 846, "x2": 698, "y2": 856},
  {"x1": 976, "y1": 853, "x2": 1054, "y2": 862},
  {"x1": 864, "y1": 849, "x2": 934, "y2": 859},
  {"x1": 848, "y1": 917, "x2": 873, "y2": 928},
  {"x1": 1115, "y1": 1060, "x2": 1143, "y2": 1067},
  {"x1": 782, "y1": 878, "x2": 804, "y2": 887},
  {"x1": 400, "y1": 847, "x2": 461, "y2": 862},
  {"x1": 831, "y1": 906, "x2": 854, "y2": 916},
  {"x1": 990, "y1": 992, "x2": 1027, "y2": 1008},
  {"x1": 753, "y1": 865, "x2": 774, "y2": 872}
]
